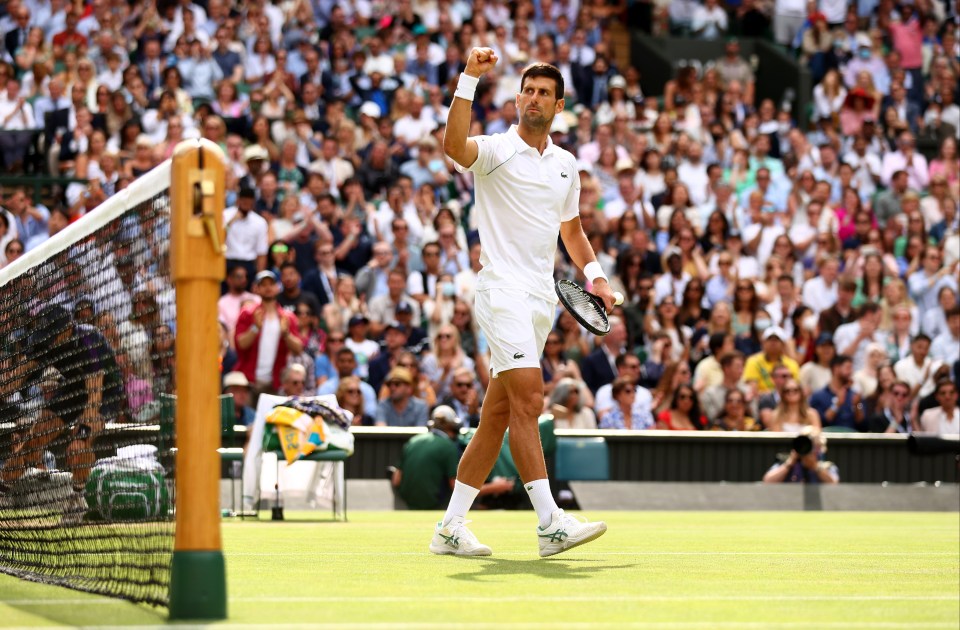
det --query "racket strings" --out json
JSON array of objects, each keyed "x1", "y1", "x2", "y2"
[{"x1": 557, "y1": 282, "x2": 609, "y2": 333}]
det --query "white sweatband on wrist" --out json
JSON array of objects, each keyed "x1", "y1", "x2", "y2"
[
  {"x1": 455, "y1": 74, "x2": 480, "y2": 101},
  {"x1": 584, "y1": 261, "x2": 607, "y2": 284}
]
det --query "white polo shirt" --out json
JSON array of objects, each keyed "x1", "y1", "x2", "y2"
[
  {"x1": 455, "y1": 125, "x2": 579, "y2": 302},
  {"x1": 223, "y1": 207, "x2": 269, "y2": 261}
]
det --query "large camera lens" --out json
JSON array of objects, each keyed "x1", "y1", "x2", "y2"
[{"x1": 792, "y1": 434, "x2": 813, "y2": 456}]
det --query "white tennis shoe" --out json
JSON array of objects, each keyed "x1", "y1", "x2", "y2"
[
  {"x1": 537, "y1": 509, "x2": 607, "y2": 558},
  {"x1": 429, "y1": 517, "x2": 492, "y2": 557}
]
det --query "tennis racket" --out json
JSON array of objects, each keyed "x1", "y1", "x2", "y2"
[{"x1": 555, "y1": 279, "x2": 624, "y2": 336}]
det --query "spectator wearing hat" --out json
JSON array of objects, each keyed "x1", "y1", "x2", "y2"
[
  {"x1": 832, "y1": 303, "x2": 886, "y2": 372},
  {"x1": 368, "y1": 320, "x2": 412, "y2": 393},
  {"x1": 842, "y1": 34, "x2": 887, "y2": 89},
  {"x1": 234, "y1": 270, "x2": 304, "y2": 399},
  {"x1": 344, "y1": 313, "x2": 380, "y2": 379},
  {"x1": 223, "y1": 371, "x2": 255, "y2": 426},
  {"x1": 742, "y1": 326, "x2": 800, "y2": 395},
  {"x1": 810, "y1": 355, "x2": 867, "y2": 431},
  {"x1": 800, "y1": 12, "x2": 833, "y2": 83},
  {"x1": 224, "y1": 187, "x2": 268, "y2": 285},
  {"x1": 376, "y1": 366, "x2": 429, "y2": 427},
  {"x1": 839, "y1": 86, "x2": 878, "y2": 136}
]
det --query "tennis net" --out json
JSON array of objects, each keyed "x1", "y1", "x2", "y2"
[{"x1": 0, "y1": 160, "x2": 175, "y2": 606}]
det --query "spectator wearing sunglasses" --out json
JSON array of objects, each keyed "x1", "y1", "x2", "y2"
[{"x1": 868, "y1": 380, "x2": 913, "y2": 433}]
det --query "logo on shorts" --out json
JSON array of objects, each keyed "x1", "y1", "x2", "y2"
[{"x1": 513, "y1": 352, "x2": 526, "y2": 359}]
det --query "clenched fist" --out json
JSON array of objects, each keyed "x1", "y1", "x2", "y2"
[{"x1": 465, "y1": 47, "x2": 499, "y2": 78}]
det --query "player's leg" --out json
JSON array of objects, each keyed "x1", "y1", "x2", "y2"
[
  {"x1": 453, "y1": 375, "x2": 510, "y2": 488},
  {"x1": 61, "y1": 422, "x2": 97, "y2": 524}
]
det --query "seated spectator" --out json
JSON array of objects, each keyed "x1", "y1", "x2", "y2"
[
  {"x1": 318, "y1": 347, "x2": 377, "y2": 417},
  {"x1": 599, "y1": 377, "x2": 655, "y2": 430},
  {"x1": 546, "y1": 377, "x2": 597, "y2": 430},
  {"x1": 376, "y1": 366, "x2": 429, "y2": 427},
  {"x1": 852, "y1": 343, "x2": 888, "y2": 398},
  {"x1": 894, "y1": 334, "x2": 943, "y2": 400},
  {"x1": 918, "y1": 380, "x2": 960, "y2": 435},
  {"x1": 931, "y1": 306, "x2": 960, "y2": 365},
  {"x1": 437, "y1": 366, "x2": 482, "y2": 429},
  {"x1": 800, "y1": 331, "x2": 835, "y2": 391},
  {"x1": 810, "y1": 355, "x2": 867, "y2": 431},
  {"x1": 278, "y1": 364, "x2": 308, "y2": 397},
  {"x1": 337, "y1": 376, "x2": 374, "y2": 426},
  {"x1": 868, "y1": 379, "x2": 913, "y2": 434},
  {"x1": 711, "y1": 389, "x2": 760, "y2": 431},
  {"x1": 700, "y1": 350, "x2": 753, "y2": 424},
  {"x1": 421, "y1": 324, "x2": 476, "y2": 400},
  {"x1": 742, "y1": 327, "x2": 800, "y2": 395},
  {"x1": 656, "y1": 384, "x2": 706, "y2": 430},
  {"x1": 581, "y1": 316, "x2": 626, "y2": 393},
  {"x1": 762, "y1": 429, "x2": 839, "y2": 483},
  {"x1": 222, "y1": 371, "x2": 255, "y2": 427}
]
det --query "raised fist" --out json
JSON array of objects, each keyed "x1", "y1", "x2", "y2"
[{"x1": 465, "y1": 47, "x2": 499, "y2": 77}]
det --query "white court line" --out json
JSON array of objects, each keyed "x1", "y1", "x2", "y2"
[
  {"x1": 224, "y1": 551, "x2": 949, "y2": 557},
  {"x1": 3, "y1": 594, "x2": 957, "y2": 606},
  {"x1": 16, "y1": 622, "x2": 960, "y2": 630}
]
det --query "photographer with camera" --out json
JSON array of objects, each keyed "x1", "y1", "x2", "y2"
[{"x1": 762, "y1": 428, "x2": 839, "y2": 484}]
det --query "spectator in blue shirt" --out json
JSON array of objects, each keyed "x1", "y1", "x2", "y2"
[{"x1": 810, "y1": 355, "x2": 868, "y2": 431}]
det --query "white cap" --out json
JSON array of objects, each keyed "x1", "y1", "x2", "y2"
[
  {"x1": 223, "y1": 371, "x2": 251, "y2": 388},
  {"x1": 608, "y1": 75, "x2": 627, "y2": 90},
  {"x1": 615, "y1": 157, "x2": 636, "y2": 173},
  {"x1": 359, "y1": 101, "x2": 382, "y2": 118},
  {"x1": 762, "y1": 326, "x2": 787, "y2": 341},
  {"x1": 550, "y1": 114, "x2": 569, "y2": 134},
  {"x1": 243, "y1": 144, "x2": 269, "y2": 162}
]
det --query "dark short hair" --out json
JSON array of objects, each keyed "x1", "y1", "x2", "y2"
[
  {"x1": 858, "y1": 302, "x2": 880, "y2": 316},
  {"x1": 912, "y1": 333, "x2": 931, "y2": 344},
  {"x1": 946, "y1": 305, "x2": 960, "y2": 319},
  {"x1": 719, "y1": 350, "x2": 745, "y2": 368},
  {"x1": 520, "y1": 62, "x2": 564, "y2": 100},
  {"x1": 708, "y1": 332, "x2": 729, "y2": 355},
  {"x1": 611, "y1": 376, "x2": 635, "y2": 396},
  {"x1": 831, "y1": 355, "x2": 853, "y2": 369}
]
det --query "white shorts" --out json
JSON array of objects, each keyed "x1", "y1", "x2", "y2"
[{"x1": 475, "y1": 288, "x2": 556, "y2": 377}]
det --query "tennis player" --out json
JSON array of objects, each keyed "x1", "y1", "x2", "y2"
[{"x1": 430, "y1": 49, "x2": 615, "y2": 558}]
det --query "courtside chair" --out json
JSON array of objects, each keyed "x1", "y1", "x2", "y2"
[{"x1": 554, "y1": 437, "x2": 610, "y2": 481}]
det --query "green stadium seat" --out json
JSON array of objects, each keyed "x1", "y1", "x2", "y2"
[
  {"x1": 822, "y1": 426, "x2": 856, "y2": 433},
  {"x1": 554, "y1": 437, "x2": 609, "y2": 481}
]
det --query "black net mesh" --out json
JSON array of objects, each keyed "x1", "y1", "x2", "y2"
[
  {"x1": 556, "y1": 280, "x2": 610, "y2": 335},
  {"x1": 0, "y1": 186, "x2": 174, "y2": 607}
]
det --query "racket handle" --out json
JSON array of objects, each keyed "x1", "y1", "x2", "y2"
[{"x1": 613, "y1": 292, "x2": 624, "y2": 306}]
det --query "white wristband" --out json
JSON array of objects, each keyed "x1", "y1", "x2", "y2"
[
  {"x1": 584, "y1": 261, "x2": 607, "y2": 284},
  {"x1": 455, "y1": 74, "x2": 480, "y2": 101}
]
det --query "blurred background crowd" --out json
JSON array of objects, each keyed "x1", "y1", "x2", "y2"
[{"x1": 0, "y1": 0, "x2": 957, "y2": 436}]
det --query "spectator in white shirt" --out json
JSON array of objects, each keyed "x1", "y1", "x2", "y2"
[
  {"x1": 918, "y1": 380, "x2": 959, "y2": 435},
  {"x1": 894, "y1": 334, "x2": 943, "y2": 400},
  {"x1": 908, "y1": 246, "x2": 959, "y2": 316},
  {"x1": 833, "y1": 303, "x2": 886, "y2": 372},
  {"x1": 880, "y1": 131, "x2": 929, "y2": 190},
  {"x1": 802, "y1": 255, "x2": 841, "y2": 314},
  {"x1": 931, "y1": 306, "x2": 960, "y2": 366},
  {"x1": 691, "y1": 0, "x2": 729, "y2": 39}
]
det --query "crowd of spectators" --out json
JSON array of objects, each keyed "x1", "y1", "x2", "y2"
[{"x1": 0, "y1": 0, "x2": 957, "y2": 436}]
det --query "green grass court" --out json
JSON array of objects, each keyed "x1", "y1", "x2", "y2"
[{"x1": 1, "y1": 511, "x2": 957, "y2": 629}]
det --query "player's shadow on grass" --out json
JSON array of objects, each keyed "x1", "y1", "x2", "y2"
[{"x1": 448, "y1": 557, "x2": 636, "y2": 582}]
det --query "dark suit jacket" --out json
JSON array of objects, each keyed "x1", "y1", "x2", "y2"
[
  {"x1": 301, "y1": 268, "x2": 337, "y2": 308},
  {"x1": 5, "y1": 28, "x2": 27, "y2": 60},
  {"x1": 580, "y1": 347, "x2": 617, "y2": 393},
  {"x1": 880, "y1": 97, "x2": 921, "y2": 134},
  {"x1": 437, "y1": 60, "x2": 466, "y2": 86}
]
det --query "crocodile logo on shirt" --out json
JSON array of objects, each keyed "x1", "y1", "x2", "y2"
[
  {"x1": 560, "y1": 172, "x2": 568, "y2": 178},
  {"x1": 513, "y1": 352, "x2": 526, "y2": 359}
]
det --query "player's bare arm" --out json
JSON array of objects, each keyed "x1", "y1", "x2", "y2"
[
  {"x1": 443, "y1": 47, "x2": 498, "y2": 169},
  {"x1": 559, "y1": 217, "x2": 617, "y2": 312}
]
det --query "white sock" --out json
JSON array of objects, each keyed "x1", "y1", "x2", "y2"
[
  {"x1": 524, "y1": 478, "x2": 559, "y2": 528},
  {"x1": 442, "y1": 480, "x2": 480, "y2": 526}
]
